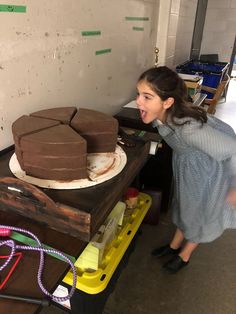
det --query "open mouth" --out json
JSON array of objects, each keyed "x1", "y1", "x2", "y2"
[{"x1": 140, "y1": 109, "x2": 147, "y2": 120}]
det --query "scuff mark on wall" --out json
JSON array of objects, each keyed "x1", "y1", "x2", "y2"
[
  {"x1": 0, "y1": 32, "x2": 82, "y2": 62},
  {"x1": 17, "y1": 89, "x2": 26, "y2": 97}
]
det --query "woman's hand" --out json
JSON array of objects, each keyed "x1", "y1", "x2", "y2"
[{"x1": 226, "y1": 187, "x2": 236, "y2": 207}]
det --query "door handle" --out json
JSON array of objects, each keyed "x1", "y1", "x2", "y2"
[{"x1": 154, "y1": 47, "x2": 159, "y2": 67}]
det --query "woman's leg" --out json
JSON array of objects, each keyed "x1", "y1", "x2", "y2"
[
  {"x1": 151, "y1": 227, "x2": 184, "y2": 256},
  {"x1": 170, "y1": 228, "x2": 185, "y2": 249},
  {"x1": 179, "y1": 241, "x2": 199, "y2": 262},
  {"x1": 163, "y1": 229, "x2": 199, "y2": 272},
  {"x1": 170, "y1": 228, "x2": 199, "y2": 261}
]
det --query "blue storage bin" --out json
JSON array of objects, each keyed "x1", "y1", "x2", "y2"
[{"x1": 176, "y1": 60, "x2": 229, "y2": 99}]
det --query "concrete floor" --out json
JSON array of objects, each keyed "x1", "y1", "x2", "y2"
[{"x1": 41, "y1": 79, "x2": 236, "y2": 314}]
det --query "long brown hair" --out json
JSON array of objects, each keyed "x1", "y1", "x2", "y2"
[{"x1": 138, "y1": 66, "x2": 207, "y2": 125}]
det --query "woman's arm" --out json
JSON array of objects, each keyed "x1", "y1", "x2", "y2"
[
  {"x1": 226, "y1": 187, "x2": 236, "y2": 207},
  {"x1": 180, "y1": 120, "x2": 236, "y2": 161},
  {"x1": 181, "y1": 121, "x2": 236, "y2": 207}
]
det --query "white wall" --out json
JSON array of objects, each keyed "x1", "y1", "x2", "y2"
[
  {"x1": 156, "y1": 0, "x2": 198, "y2": 69},
  {"x1": 166, "y1": 0, "x2": 181, "y2": 68},
  {"x1": 155, "y1": 0, "x2": 172, "y2": 66},
  {"x1": 0, "y1": 0, "x2": 159, "y2": 150},
  {"x1": 200, "y1": 0, "x2": 236, "y2": 62},
  {"x1": 174, "y1": 0, "x2": 198, "y2": 67}
]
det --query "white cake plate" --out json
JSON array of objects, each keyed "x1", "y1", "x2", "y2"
[{"x1": 9, "y1": 145, "x2": 127, "y2": 190}]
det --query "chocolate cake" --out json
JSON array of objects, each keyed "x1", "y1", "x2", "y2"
[
  {"x1": 30, "y1": 107, "x2": 77, "y2": 124},
  {"x1": 12, "y1": 115, "x2": 60, "y2": 170},
  {"x1": 12, "y1": 107, "x2": 118, "y2": 181},
  {"x1": 71, "y1": 108, "x2": 118, "y2": 153}
]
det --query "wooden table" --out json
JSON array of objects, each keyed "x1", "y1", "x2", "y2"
[{"x1": 0, "y1": 140, "x2": 150, "y2": 313}]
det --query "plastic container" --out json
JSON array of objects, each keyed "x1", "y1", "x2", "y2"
[
  {"x1": 176, "y1": 60, "x2": 229, "y2": 99},
  {"x1": 63, "y1": 192, "x2": 151, "y2": 294},
  {"x1": 75, "y1": 201, "x2": 126, "y2": 271}
]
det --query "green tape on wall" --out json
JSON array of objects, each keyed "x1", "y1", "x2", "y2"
[
  {"x1": 95, "y1": 49, "x2": 112, "y2": 56},
  {"x1": 82, "y1": 31, "x2": 101, "y2": 36},
  {"x1": 0, "y1": 4, "x2": 26, "y2": 13},
  {"x1": 125, "y1": 17, "x2": 149, "y2": 21},
  {"x1": 133, "y1": 26, "x2": 144, "y2": 31}
]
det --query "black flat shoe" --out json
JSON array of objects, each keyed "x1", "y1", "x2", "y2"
[
  {"x1": 151, "y1": 244, "x2": 181, "y2": 257},
  {"x1": 163, "y1": 255, "x2": 189, "y2": 273}
]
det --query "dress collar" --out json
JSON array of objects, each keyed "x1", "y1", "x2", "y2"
[{"x1": 152, "y1": 119, "x2": 163, "y2": 128}]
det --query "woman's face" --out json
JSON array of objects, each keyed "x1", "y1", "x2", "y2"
[{"x1": 136, "y1": 80, "x2": 173, "y2": 124}]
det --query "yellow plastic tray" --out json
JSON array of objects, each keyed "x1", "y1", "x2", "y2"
[{"x1": 63, "y1": 192, "x2": 151, "y2": 294}]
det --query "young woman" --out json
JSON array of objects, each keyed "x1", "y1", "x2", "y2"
[{"x1": 136, "y1": 66, "x2": 236, "y2": 273}]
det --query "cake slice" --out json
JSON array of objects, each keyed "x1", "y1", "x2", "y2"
[
  {"x1": 71, "y1": 108, "x2": 118, "y2": 153},
  {"x1": 12, "y1": 115, "x2": 60, "y2": 169},
  {"x1": 20, "y1": 124, "x2": 87, "y2": 180},
  {"x1": 30, "y1": 106, "x2": 77, "y2": 124}
]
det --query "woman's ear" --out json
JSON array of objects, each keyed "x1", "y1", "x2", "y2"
[{"x1": 163, "y1": 97, "x2": 174, "y2": 109}]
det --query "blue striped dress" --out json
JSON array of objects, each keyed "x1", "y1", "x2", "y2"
[{"x1": 154, "y1": 115, "x2": 236, "y2": 243}]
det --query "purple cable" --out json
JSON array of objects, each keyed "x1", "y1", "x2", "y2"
[
  {"x1": 0, "y1": 239, "x2": 16, "y2": 271},
  {"x1": 0, "y1": 225, "x2": 77, "y2": 303}
]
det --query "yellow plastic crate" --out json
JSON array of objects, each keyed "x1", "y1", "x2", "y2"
[
  {"x1": 63, "y1": 192, "x2": 151, "y2": 294},
  {"x1": 73, "y1": 201, "x2": 126, "y2": 271}
]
